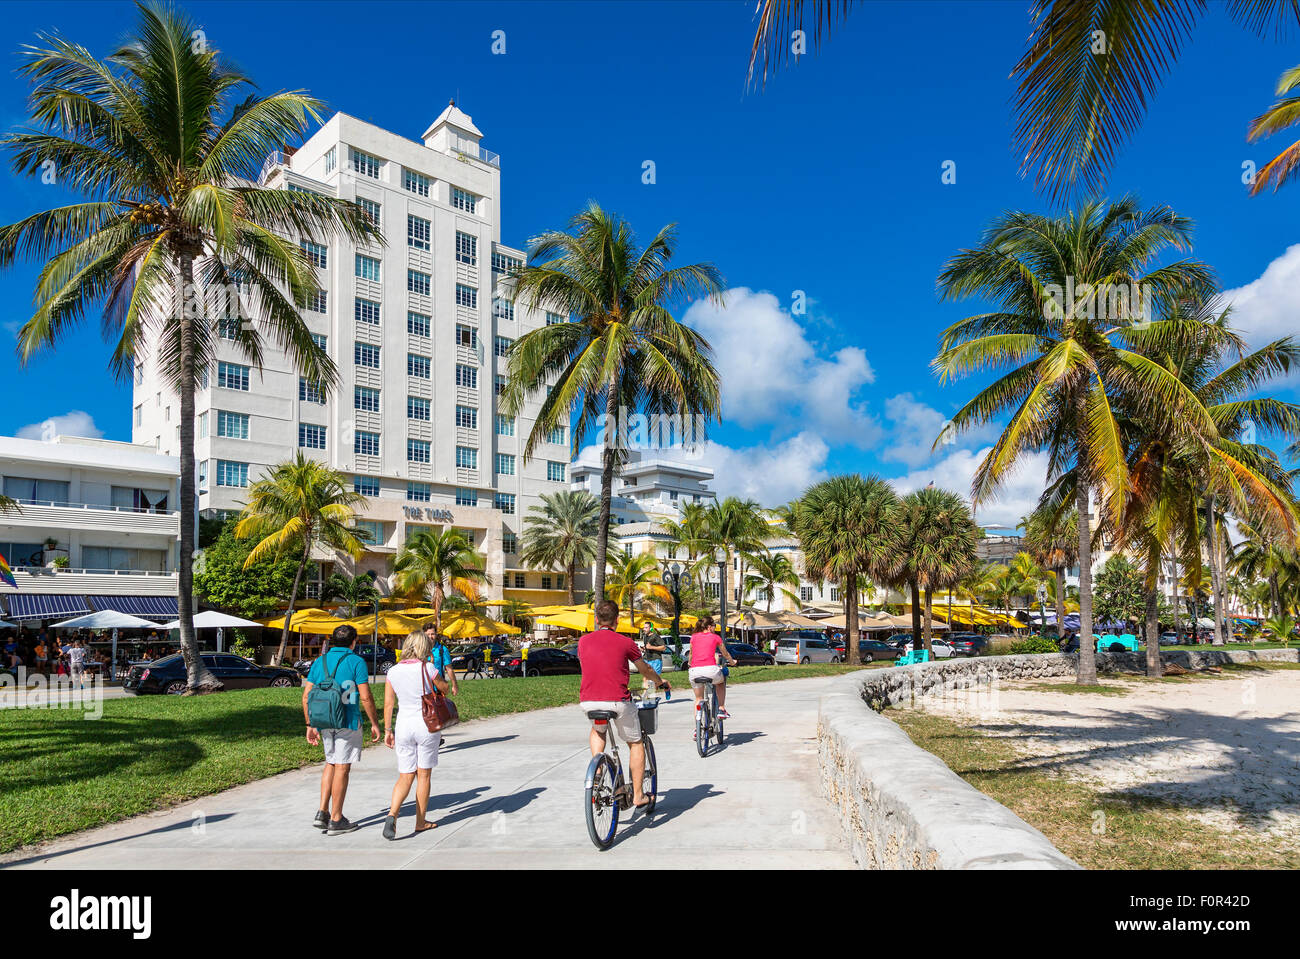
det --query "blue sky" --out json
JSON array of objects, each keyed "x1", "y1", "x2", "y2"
[{"x1": 1, "y1": 1, "x2": 1298, "y2": 526}]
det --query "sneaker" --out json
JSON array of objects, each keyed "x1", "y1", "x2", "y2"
[
  {"x1": 718, "y1": 709, "x2": 730, "y2": 720},
  {"x1": 312, "y1": 810, "x2": 329, "y2": 830},
  {"x1": 326, "y1": 816, "x2": 359, "y2": 836},
  {"x1": 382, "y1": 815, "x2": 397, "y2": 841}
]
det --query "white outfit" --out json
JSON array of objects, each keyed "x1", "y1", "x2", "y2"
[
  {"x1": 386, "y1": 661, "x2": 442, "y2": 774},
  {"x1": 688, "y1": 665, "x2": 724, "y2": 684},
  {"x1": 579, "y1": 700, "x2": 641, "y2": 743}
]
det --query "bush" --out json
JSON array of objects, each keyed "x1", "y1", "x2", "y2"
[
  {"x1": 1009, "y1": 636, "x2": 1061, "y2": 655},
  {"x1": 983, "y1": 635, "x2": 1019, "y2": 656}
]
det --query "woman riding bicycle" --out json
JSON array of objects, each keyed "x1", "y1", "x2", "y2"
[{"x1": 688, "y1": 616, "x2": 737, "y2": 720}]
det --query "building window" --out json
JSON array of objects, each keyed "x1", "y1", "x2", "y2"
[
  {"x1": 513, "y1": 573, "x2": 526, "y2": 588},
  {"x1": 406, "y1": 214, "x2": 431, "y2": 250},
  {"x1": 355, "y1": 254, "x2": 381, "y2": 281},
  {"x1": 455, "y1": 324, "x2": 477, "y2": 349},
  {"x1": 456, "y1": 487, "x2": 476, "y2": 506},
  {"x1": 216, "y1": 410, "x2": 249, "y2": 439},
  {"x1": 301, "y1": 240, "x2": 327, "y2": 268},
  {"x1": 354, "y1": 298, "x2": 380, "y2": 325},
  {"x1": 216, "y1": 460, "x2": 249, "y2": 487},
  {"x1": 357, "y1": 197, "x2": 381, "y2": 227},
  {"x1": 407, "y1": 311, "x2": 430, "y2": 337},
  {"x1": 311, "y1": 333, "x2": 327, "y2": 350},
  {"x1": 198, "y1": 460, "x2": 208, "y2": 492},
  {"x1": 299, "y1": 377, "x2": 325, "y2": 404},
  {"x1": 355, "y1": 386, "x2": 379, "y2": 412},
  {"x1": 355, "y1": 431, "x2": 380, "y2": 457},
  {"x1": 541, "y1": 575, "x2": 552, "y2": 590},
  {"x1": 456, "y1": 446, "x2": 477, "y2": 470},
  {"x1": 407, "y1": 439, "x2": 431, "y2": 463},
  {"x1": 455, "y1": 231, "x2": 477, "y2": 265},
  {"x1": 456, "y1": 405, "x2": 477, "y2": 429},
  {"x1": 496, "y1": 415, "x2": 515, "y2": 436},
  {"x1": 547, "y1": 461, "x2": 565, "y2": 482},
  {"x1": 456, "y1": 364, "x2": 477, "y2": 389},
  {"x1": 830, "y1": 587, "x2": 840, "y2": 602},
  {"x1": 306, "y1": 289, "x2": 327, "y2": 313},
  {"x1": 408, "y1": 395, "x2": 431, "y2": 420},
  {"x1": 547, "y1": 426, "x2": 565, "y2": 445},
  {"x1": 216, "y1": 318, "x2": 240, "y2": 340},
  {"x1": 545, "y1": 311, "x2": 564, "y2": 325},
  {"x1": 299, "y1": 423, "x2": 327, "y2": 450},
  {"x1": 407, "y1": 269, "x2": 431, "y2": 296},
  {"x1": 494, "y1": 335, "x2": 513, "y2": 357},
  {"x1": 492, "y1": 251, "x2": 522, "y2": 275},
  {"x1": 455, "y1": 284, "x2": 477, "y2": 309},
  {"x1": 800, "y1": 586, "x2": 814, "y2": 603},
  {"x1": 349, "y1": 147, "x2": 381, "y2": 179},
  {"x1": 407, "y1": 481, "x2": 431, "y2": 502},
  {"x1": 450, "y1": 186, "x2": 477, "y2": 213},
  {"x1": 355, "y1": 475, "x2": 379, "y2": 497},
  {"x1": 407, "y1": 353, "x2": 431, "y2": 379},
  {"x1": 354, "y1": 342, "x2": 381, "y2": 369},
  {"x1": 403, "y1": 167, "x2": 429, "y2": 196},
  {"x1": 496, "y1": 453, "x2": 515, "y2": 476},
  {"x1": 495, "y1": 492, "x2": 515, "y2": 514},
  {"x1": 135, "y1": 405, "x2": 144, "y2": 427},
  {"x1": 354, "y1": 519, "x2": 383, "y2": 546},
  {"x1": 217, "y1": 361, "x2": 250, "y2": 391},
  {"x1": 493, "y1": 297, "x2": 514, "y2": 322},
  {"x1": 495, "y1": 374, "x2": 507, "y2": 396},
  {"x1": 324, "y1": 146, "x2": 336, "y2": 174},
  {"x1": 493, "y1": 533, "x2": 513, "y2": 555}
]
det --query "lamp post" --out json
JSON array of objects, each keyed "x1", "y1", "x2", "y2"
[
  {"x1": 660, "y1": 561, "x2": 692, "y2": 658},
  {"x1": 367, "y1": 570, "x2": 379, "y2": 677},
  {"x1": 715, "y1": 547, "x2": 728, "y2": 640}
]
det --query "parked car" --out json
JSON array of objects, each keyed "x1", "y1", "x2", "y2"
[
  {"x1": 891, "y1": 636, "x2": 956, "y2": 659},
  {"x1": 725, "y1": 642, "x2": 774, "y2": 666},
  {"x1": 1159, "y1": 631, "x2": 1181, "y2": 645},
  {"x1": 353, "y1": 643, "x2": 397, "y2": 675},
  {"x1": 858, "y1": 639, "x2": 902, "y2": 662},
  {"x1": 775, "y1": 632, "x2": 841, "y2": 664},
  {"x1": 448, "y1": 642, "x2": 513, "y2": 674},
  {"x1": 494, "y1": 646, "x2": 582, "y2": 678},
  {"x1": 123, "y1": 653, "x2": 301, "y2": 695},
  {"x1": 948, "y1": 634, "x2": 992, "y2": 657}
]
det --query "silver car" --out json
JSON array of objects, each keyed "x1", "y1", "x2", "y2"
[{"x1": 775, "y1": 633, "x2": 841, "y2": 664}]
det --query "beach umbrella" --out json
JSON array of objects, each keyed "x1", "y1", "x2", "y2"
[
  {"x1": 160, "y1": 610, "x2": 263, "y2": 654},
  {"x1": 257, "y1": 608, "x2": 346, "y2": 633},
  {"x1": 440, "y1": 613, "x2": 521, "y2": 639},
  {"x1": 339, "y1": 610, "x2": 428, "y2": 637},
  {"x1": 53, "y1": 610, "x2": 160, "y2": 682}
]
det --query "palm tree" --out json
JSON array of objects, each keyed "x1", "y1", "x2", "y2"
[
  {"x1": 1246, "y1": 64, "x2": 1300, "y2": 193},
  {"x1": 319, "y1": 570, "x2": 381, "y2": 618},
  {"x1": 934, "y1": 197, "x2": 1218, "y2": 685},
  {"x1": 519, "y1": 489, "x2": 599, "y2": 605},
  {"x1": 893, "y1": 488, "x2": 981, "y2": 656},
  {"x1": 1020, "y1": 504, "x2": 1080, "y2": 635},
  {"x1": 0, "y1": 4, "x2": 381, "y2": 691},
  {"x1": 235, "y1": 453, "x2": 369, "y2": 665},
  {"x1": 1265, "y1": 612, "x2": 1296, "y2": 648},
  {"x1": 499, "y1": 203, "x2": 724, "y2": 602},
  {"x1": 392, "y1": 528, "x2": 490, "y2": 635},
  {"x1": 660, "y1": 500, "x2": 712, "y2": 564},
  {"x1": 793, "y1": 475, "x2": 900, "y2": 665},
  {"x1": 605, "y1": 549, "x2": 671, "y2": 627},
  {"x1": 743, "y1": 548, "x2": 802, "y2": 612},
  {"x1": 705, "y1": 497, "x2": 770, "y2": 612}
]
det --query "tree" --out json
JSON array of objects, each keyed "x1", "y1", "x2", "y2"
[
  {"x1": 1093, "y1": 556, "x2": 1147, "y2": 628},
  {"x1": 660, "y1": 500, "x2": 712, "y2": 563},
  {"x1": 605, "y1": 549, "x2": 671, "y2": 627},
  {"x1": 743, "y1": 548, "x2": 802, "y2": 612},
  {"x1": 0, "y1": 3, "x2": 381, "y2": 691},
  {"x1": 1020, "y1": 504, "x2": 1080, "y2": 635},
  {"x1": 934, "y1": 197, "x2": 1218, "y2": 684},
  {"x1": 500, "y1": 203, "x2": 724, "y2": 602},
  {"x1": 319, "y1": 571, "x2": 381, "y2": 618},
  {"x1": 793, "y1": 475, "x2": 900, "y2": 665},
  {"x1": 704, "y1": 497, "x2": 770, "y2": 614},
  {"x1": 194, "y1": 519, "x2": 304, "y2": 619},
  {"x1": 235, "y1": 453, "x2": 369, "y2": 665},
  {"x1": 392, "y1": 528, "x2": 489, "y2": 635},
  {"x1": 893, "y1": 488, "x2": 981, "y2": 656},
  {"x1": 519, "y1": 489, "x2": 599, "y2": 605},
  {"x1": 1265, "y1": 612, "x2": 1297, "y2": 648}
]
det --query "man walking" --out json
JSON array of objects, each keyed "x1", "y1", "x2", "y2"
[
  {"x1": 422, "y1": 622, "x2": 459, "y2": 696},
  {"x1": 637, "y1": 621, "x2": 667, "y2": 700},
  {"x1": 303, "y1": 624, "x2": 380, "y2": 835}
]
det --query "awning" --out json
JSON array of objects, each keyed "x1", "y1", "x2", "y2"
[
  {"x1": 4, "y1": 593, "x2": 91, "y2": 621},
  {"x1": 87, "y1": 595, "x2": 179, "y2": 619}
]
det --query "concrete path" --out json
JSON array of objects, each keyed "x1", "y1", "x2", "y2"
[{"x1": 2, "y1": 675, "x2": 854, "y2": 869}]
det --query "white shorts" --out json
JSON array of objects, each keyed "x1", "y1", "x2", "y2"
[
  {"x1": 320, "y1": 727, "x2": 363, "y2": 765},
  {"x1": 580, "y1": 700, "x2": 641, "y2": 743},
  {"x1": 688, "y1": 665, "x2": 724, "y2": 684},
  {"x1": 394, "y1": 723, "x2": 441, "y2": 773}
]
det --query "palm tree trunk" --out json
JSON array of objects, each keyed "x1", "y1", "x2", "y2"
[
  {"x1": 845, "y1": 575, "x2": 859, "y2": 665},
  {"x1": 909, "y1": 579, "x2": 922, "y2": 654},
  {"x1": 1204, "y1": 495, "x2": 1226, "y2": 646},
  {"x1": 1144, "y1": 587, "x2": 1162, "y2": 678},
  {"x1": 1054, "y1": 566, "x2": 1066, "y2": 637},
  {"x1": 566, "y1": 560, "x2": 576, "y2": 605},
  {"x1": 275, "y1": 540, "x2": 312, "y2": 666},
  {"x1": 1270, "y1": 573, "x2": 1280, "y2": 619},
  {"x1": 1170, "y1": 554, "x2": 1181, "y2": 640},
  {"x1": 1075, "y1": 478, "x2": 1098, "y2": 685},
  {"x1": 922, "y1": 587, "x2": 934, "y2": 656},
  {"x1": 593, "y1": 373, "x2": 619, "y2": 603},
  {"x1": 176, "y1": 253, "x2": 220, "y2": 692}
]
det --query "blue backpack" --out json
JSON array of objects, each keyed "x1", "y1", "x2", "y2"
[{"x1": 307, "y1": 649, "x2": 358, "y2": 730}]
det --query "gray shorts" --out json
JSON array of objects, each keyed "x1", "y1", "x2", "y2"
[{"x1": 320, "y1": 727, "x2": 363, "y2": 764}]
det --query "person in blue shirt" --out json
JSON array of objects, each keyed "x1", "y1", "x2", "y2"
[
  {"x1": 303, "y1": 624, "x2": 380, "y2": 835},
  {"x1": 422, "y1": 622, "x2": 459, "y2": 696}
]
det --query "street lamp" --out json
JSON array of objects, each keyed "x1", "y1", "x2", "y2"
[
  {"x1": 660, "y1": 561, "x2": 692, "y2": 657},
  {"x1": 366, "y1": 570, "x2": 379, "y2": 677},
  {"x1": 714, "y1": 547, "x2": 728, "y2": 640}
]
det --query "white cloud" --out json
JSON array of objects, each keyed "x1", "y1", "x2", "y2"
[
  {"x1": 16, "y1": 410, "x2": 103, "y2": 441},
  {"x1": 681, "y1": 288, "x2": 882, "y2": 447},
  {"x1": 1218, "y1": 243, "x2": 1300, "y2": 348},
  {"x1": 694, "y1": 432, "x2": 831, "y2": 505},
  {"x1": 889, "y1": 447, "x2": 1051, "y2": 530}
]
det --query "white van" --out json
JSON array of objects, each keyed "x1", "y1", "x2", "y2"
[{"x1": 775, "y1": 632, "x2": 841, "y2": 665}]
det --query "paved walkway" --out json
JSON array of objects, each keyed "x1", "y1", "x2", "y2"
[{"x1": 2, "y1": 675, "x2": 854, "y2": 869}]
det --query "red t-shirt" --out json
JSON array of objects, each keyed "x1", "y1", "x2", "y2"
[
  {"x1": 689, "y1": 631, "x2": 726, "y2": 668},
  {"x1": 578, "y1": 628, "x2": 643, "y2": 702}
]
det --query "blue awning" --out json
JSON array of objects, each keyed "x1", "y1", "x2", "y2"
[
  {"x1": 88, "y1": 595, "x2": 179, "y2": 619},
  {"x1": 4, "y1": 593, "x2": 92, "y2": 621}
]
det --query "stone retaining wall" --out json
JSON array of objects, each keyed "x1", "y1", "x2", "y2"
[{"x1": 817, "y1": 647, "x2": 1299, "y2": 870}]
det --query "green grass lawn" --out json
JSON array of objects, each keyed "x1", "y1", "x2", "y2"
[{"x1": 0, "y1": 663, "x2": 860, "y2": 854}]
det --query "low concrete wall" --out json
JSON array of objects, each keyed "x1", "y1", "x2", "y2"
[{"x1": 817, "y1": 648, "x2": 1298, "y2": 870}]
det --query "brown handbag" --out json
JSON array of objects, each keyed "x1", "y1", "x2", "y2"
[{"x1": 421, "y1": 663, "x2": 460, "y2": 732}]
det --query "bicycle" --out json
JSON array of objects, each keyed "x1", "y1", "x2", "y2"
[
  {"x1": 584, "y1": 698, "x2": 660, "y2": 850},
  {"x1": 692, "y1": 675, "x2": 726, "y2": 756}
]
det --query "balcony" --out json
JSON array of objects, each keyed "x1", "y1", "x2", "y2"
[
  {"x1": 449, "y1": 141, "x2": 501, "y2": 169},
  {"x1": 1, "y1": 500, "x2": 180, "y2": 536},
  {"x1": 4, "y1": 566, "x2": 178, "y2": 596}
]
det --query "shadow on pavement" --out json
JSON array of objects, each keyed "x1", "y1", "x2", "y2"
[
  {"x1": 615, "y1": 782, "x2": 724, "y2": 844},
  {"x1": 2, "y1": 813, "x2": 239, "y2": 867}
]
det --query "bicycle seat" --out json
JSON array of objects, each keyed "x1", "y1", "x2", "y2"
[
  {"x1": 691, "y1": 677, "x2": 715, "y2": 685},
  {"x1": 587, "y1": 709, "x2": 617, "y2": 720}
]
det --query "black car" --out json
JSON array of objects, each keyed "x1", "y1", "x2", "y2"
[
  {"x1": 725, "y1": 642, "x2": 774, "y2": 665},
  {"x1": 123, "y1": 653, "x2": 301, "y2": 695},
  {"x1": 494, "y1": 646, "x2": 582, "y2": 678},
  {"x1": 353, "y1": 643, "x2": 397, "y2": 675},
  {"x1": 858, "y1": 639, "x2": 902, "y2": 662},
  {"x1": 448, "y1": 642, "x2": 513, "y2": 674},
  {"x1": 948, "y1": 634, "x2": 991, "y2": 657}
]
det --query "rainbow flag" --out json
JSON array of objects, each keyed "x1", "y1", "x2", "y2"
[{"x1": 0, "y1": 552, "x2": 16, "y2": 589}]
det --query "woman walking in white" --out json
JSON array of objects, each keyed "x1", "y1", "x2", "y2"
[{"x1": 382, "y1": 630, "x2": 449, "y2": 840}]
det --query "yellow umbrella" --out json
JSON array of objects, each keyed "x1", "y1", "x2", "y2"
[
  {"x1": 392, "y1": 606, "x2": 440, "y2": 618},
  {"x1": 440, "y1": 613, "x2": 521, "y2": 638},
  {"x1": 340, "y1": 610, "x2": 429, "y2": 636},
  {"x1": 536, "y1": 609, "x2": 679, "y2": 635},
  {"x1": 257, "y1": 608, "x2": 346, "y2": 633}
]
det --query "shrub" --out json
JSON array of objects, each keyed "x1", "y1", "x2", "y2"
[{"x1": 1009, "y1": 636, "x2": 1061, "y2": 655}]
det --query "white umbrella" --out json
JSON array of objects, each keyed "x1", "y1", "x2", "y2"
[
  {"x1": 160, "y1": 610, "x2": 263, "y2": 654},
  {"x1": 52, "y1": 610, "x2": 160, "y2": 683},
  {"x1": 0, "y1": 619, "x2": 17, "y2": 629}
]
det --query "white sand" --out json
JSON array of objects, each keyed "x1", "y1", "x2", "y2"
[{"x1": 914, "y1": 669, "x2": 1300, "y2": 841}]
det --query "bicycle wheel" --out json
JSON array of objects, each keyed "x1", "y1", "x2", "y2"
[
  {"x1": 641, "y1": 737, "x2": 658, "y2": 815},
  {"x1": 713, "y1": 685, "x2": 725, "y2": 744},
  {"x1": 695, "y1": 704, "x2": 710, "y2": 757},
  {"x1": 584, "y1": 753, "x2": 619, "y2": 850}
]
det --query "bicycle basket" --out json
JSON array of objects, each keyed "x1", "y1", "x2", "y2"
[{"x1": 636, "y1": 701, "x2": 659, "y2": 736}]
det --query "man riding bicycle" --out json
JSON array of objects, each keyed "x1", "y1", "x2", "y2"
[
  {"x1": 688, "y1": 615, "x2": 737, "y2": 720},
  {"x1": 577, "y1": 600, "x2": 671, "y2": 809}
]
